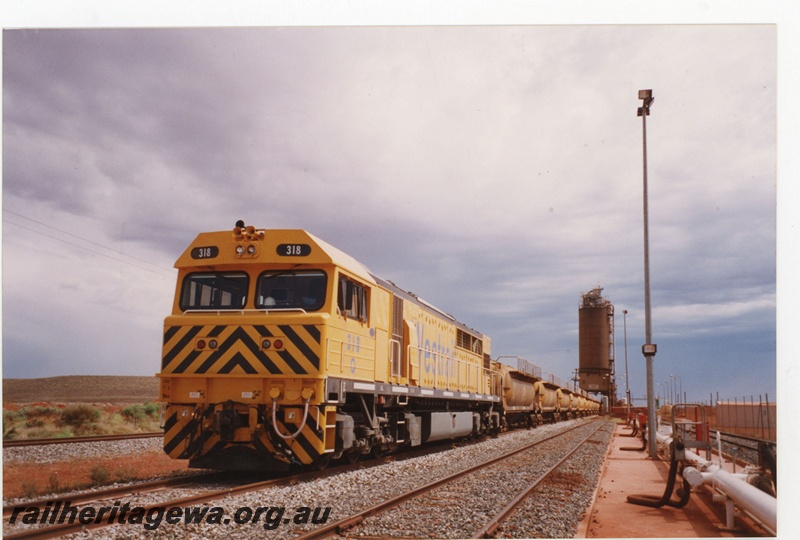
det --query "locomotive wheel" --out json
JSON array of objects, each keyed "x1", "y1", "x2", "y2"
[
  {"x1": 314, "y1": 454, "x2": 332, "y2": 470},
  {"x1": 345, "y1": 450, "x2": 359, "y2": 464}
]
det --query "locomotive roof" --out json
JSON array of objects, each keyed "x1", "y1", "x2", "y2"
[
  {"x1": 177, "y1": 226, "x2": 485, "y2": 340},
  {"x1": 371, "y1": 274, "x2": 485, "y2": 340},
  {"x1": 176, "y1": 228, "x2": 377, "y2": 285}
]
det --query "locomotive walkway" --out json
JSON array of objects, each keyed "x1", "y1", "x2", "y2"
[{"x1": 577, "y1": 421, "x2": 770, "y2": 538}]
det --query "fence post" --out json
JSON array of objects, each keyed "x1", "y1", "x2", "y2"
[{"x1": 765, "y1": 392, "x2": 772, "y2": 441}]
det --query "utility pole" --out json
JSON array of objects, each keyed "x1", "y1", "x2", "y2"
[{"x1": 623, "y1": 309, "x2": 631, "y2": 423}]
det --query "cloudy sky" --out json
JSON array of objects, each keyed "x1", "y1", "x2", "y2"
[{"x1": 2, "y1": 3, "x2": 795, "y2": 408}]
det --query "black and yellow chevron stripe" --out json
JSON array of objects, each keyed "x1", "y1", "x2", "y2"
[
  {"x1": 162, "y1": 403, "x2": 327, "y2": 467},
  {"x1": 161, "y1": 324, "x2": 321, "y2": 375},
  {"x1": 162, "y1": 408, "x2": 215, "y2": 459},
  {"x1": 270, "y1": 408, "x2": 326, "y2": 464}
]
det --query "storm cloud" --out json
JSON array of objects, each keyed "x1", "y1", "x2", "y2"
[{"x1": 2, "y1": 23, "x2": 778, "y2": 404}]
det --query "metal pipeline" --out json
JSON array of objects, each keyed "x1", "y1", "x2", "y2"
[{"x1": 657, "y1": 431, "x2": 777, "y2": 534}]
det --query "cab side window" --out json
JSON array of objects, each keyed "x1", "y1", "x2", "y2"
[{"x1": 337, "y1": 276, "x2": 368, "y2": 322}]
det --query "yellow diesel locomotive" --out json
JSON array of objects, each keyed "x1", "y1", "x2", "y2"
[{"x1": 159, "y1": 223, "x2": 501, "y2": 470}]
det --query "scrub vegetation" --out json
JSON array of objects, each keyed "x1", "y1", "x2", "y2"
[{"x1": 3, "y1": 402, "x2": 160, "y2": 440}]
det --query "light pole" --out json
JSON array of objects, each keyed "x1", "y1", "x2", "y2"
[
  {"x1": 623, "y1": 309, "x2": 631, "y2": 424},
  {"x1": 669, "y1": 375, "x2": 676, "y2": 405},
  {"x1": 638, "y1": 89, "x2": 658, "y2": 458},
  {"x1": 674, "y1": 375, "x2": 679, "y2": 405},
  {"x1": 668, "y1": 375, "x2": 673, "y2": 405}
]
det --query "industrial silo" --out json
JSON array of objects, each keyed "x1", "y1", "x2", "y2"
[{"x1": 578, "y1": 287, "x2": 615, "y2": 396}]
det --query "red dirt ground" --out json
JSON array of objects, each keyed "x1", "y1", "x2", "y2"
[
  {"x1": 3, "y1": 451, "x2": 190, "y2": 500},
  {"x1": 3, "y1": 376, "x2": 178, "y2": 500}
]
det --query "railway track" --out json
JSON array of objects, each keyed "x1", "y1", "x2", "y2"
[
  {"x1": 295, "y1": 418, "x2": 610, "y2": 539},
  {"x1": 4, "y1": 466, "x2": 341, "y2": 539},
  {"x1": 475, "y1": 420, "x2": 610, "y2": 538},
  {"x1": 2, "y1": 471, "x2": 224, "y2": 520},
  {"x1": 4, "y1": 418, "x2": 609, "y2": 539},
  {"x1": 669, "y1": 422, "x2": 776, "y2": 480},
  {"x1": 3, "y1": 432, "x2": 162, "y2": 448},
  {"x1": 3, "y1": 428, "x2": 510, "y2": 539}
]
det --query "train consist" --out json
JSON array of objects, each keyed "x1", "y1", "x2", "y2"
[{"x1": 159, "y1": 223, "x2": 601, "y2": 471}]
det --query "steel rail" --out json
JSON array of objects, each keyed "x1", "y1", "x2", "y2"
[
  {"x1": 472, "y1": 420, "x2": 608, "y2": 538},
  {"x1": 712, "y1": 430, "x2": 776, "y2": 446},
  {"x1": 677, "y1": 424, "x2": 774, "y2": 467},
  {"x1": 3, "y1": 440, "x2": 471, "y2": 540},
  {"x1": 3, "y1": 425, "x2": 506, "y2": 523},
  {"x1": 2, "y1": 471, "x2": 225, "y2": 519},
  {"x1": 3, "y1": 432, "x2": 162, "y2": 448},
  {"x1": 681, "y1": 424, "x2": 773, "y2": 449},
  {"x1": 3, "y1": 464, "x2": 348, "y2": 540},
  {"x1": 292, "y1": 418, "x2": 604, "y2": 540}
]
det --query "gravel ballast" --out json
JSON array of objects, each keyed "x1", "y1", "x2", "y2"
[{"x1": 6, "y1": 418, "x2": 614, "y2": 539}]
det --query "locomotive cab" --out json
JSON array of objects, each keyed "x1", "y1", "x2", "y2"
[{"x1": 160, "y1": 226, "x2": 373, "y2": 469}]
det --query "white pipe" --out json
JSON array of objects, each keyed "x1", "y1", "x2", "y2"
[
  {"x1": 697, "y1": 469, "x2": 776, "y2": 532},
  {"x1": 656, "y1": 432, "x2": 776, "y2": 534}
]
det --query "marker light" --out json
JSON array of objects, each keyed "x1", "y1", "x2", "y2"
[
  {"x1": 247, "y1": 244, "x2": 257, "y2": 254},
  {"x1": 262, "y1": 339, "x2": 271, "y2": 349},
  {"x1": 235, "y1": 245, "x2": 245, "y2": 255},
  {"x1": 274, "y1": 339, "x2": 284, "y2": 349},
  {"x1": 209, "y1": 339, "x2": 218, "y2": 349},
  {"x1": 197, "y1": 340, "x2": 206, "y2": 350}
]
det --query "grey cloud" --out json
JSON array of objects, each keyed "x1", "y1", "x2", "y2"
[{"x1": 2, "y1": 25, "x2": 776, "y2": 402}]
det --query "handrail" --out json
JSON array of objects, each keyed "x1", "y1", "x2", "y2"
[
  {"x1": 389, "y1": 338, "x2": 402, "y2": 378},
  {"x1": 325, "y1": 337, "x2": 376, "y2": 378},
  {"x1": 670, "y1": 403, "x2": 711, "y2": 458},
  {"x1": 182, "y1": 308, "x2": 309, "y2": 315}
]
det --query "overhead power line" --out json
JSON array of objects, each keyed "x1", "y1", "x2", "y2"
[{"x1": 3, "y1": 209, "x2": 176, "y2": 279}]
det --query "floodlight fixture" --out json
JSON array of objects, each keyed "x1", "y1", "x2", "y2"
[{"x1": 637, "y1": 89, "x2": 655, "y2": 116}]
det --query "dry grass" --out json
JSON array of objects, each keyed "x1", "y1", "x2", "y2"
[
  {"x1": 2, "y1": 376, "x2": 161, "y2": 440},
  {"x1": 1, "y1": 376, "x2": 189, "y2": 500}
]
